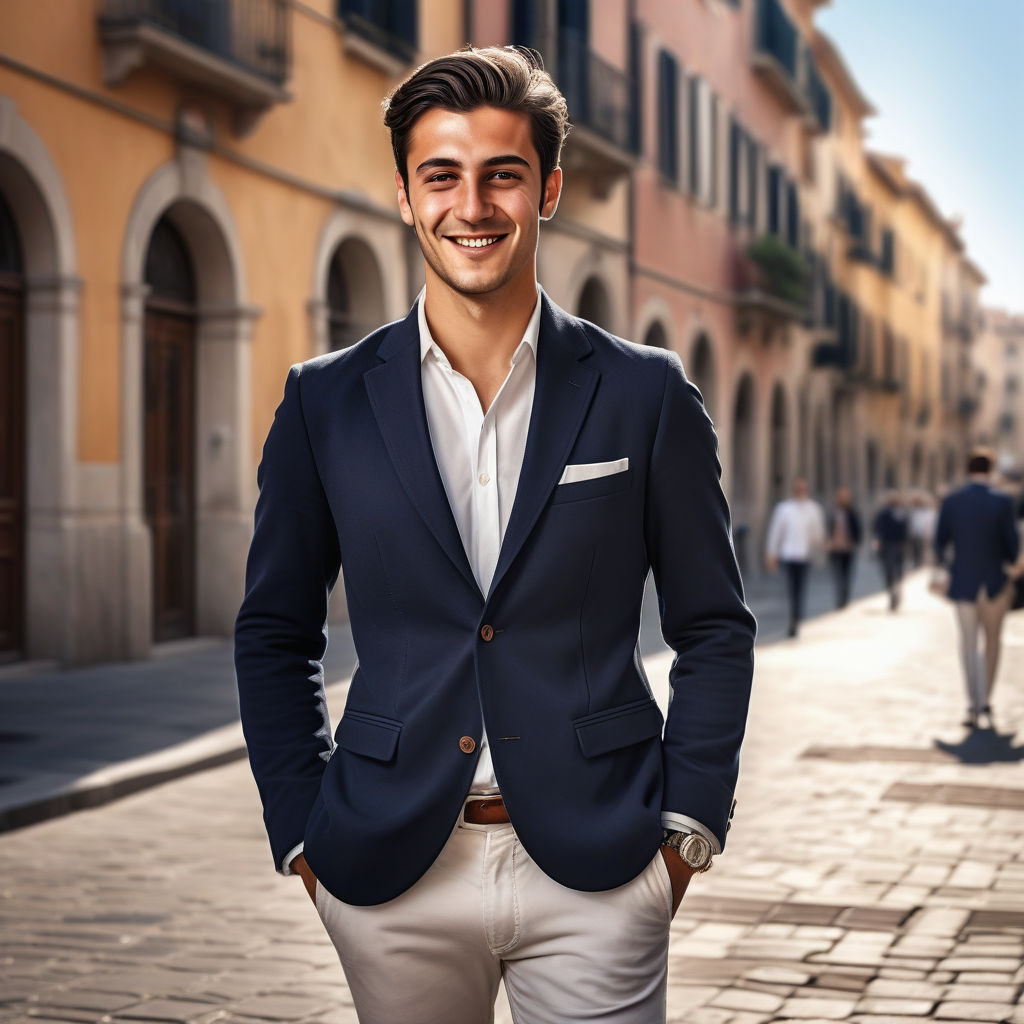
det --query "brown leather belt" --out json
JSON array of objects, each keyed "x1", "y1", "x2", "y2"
[{"x1": 463, "y1": 798, "x2": 510, "y2": 825}]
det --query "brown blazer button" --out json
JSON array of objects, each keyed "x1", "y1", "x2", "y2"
[
  {"x1": 459, "y1": 736, "x2": 476, "y2": 754},
  {"x1": 480, "y1": 624, "x2": 494, "y2": 641}
]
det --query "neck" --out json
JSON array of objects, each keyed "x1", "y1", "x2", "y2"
[{"x1": 422, "y1": 273, "x2": 538, "y2": 378}]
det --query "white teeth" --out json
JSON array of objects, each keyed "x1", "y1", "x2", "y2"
[{"x1": 454, "y1": 236, "x2": 498, "y2": 248}]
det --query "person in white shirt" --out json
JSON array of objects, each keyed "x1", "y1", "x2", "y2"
[{"x1": 765, "y1": 478, "x2": 826, "y2": 637}]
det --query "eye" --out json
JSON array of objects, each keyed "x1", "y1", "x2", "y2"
[
  {"x1": 426, "y1": 172, "x2": 456, "y2": 184},
  {"x1": 490, "y1": 170, "x2": 521, "y2": 181}
]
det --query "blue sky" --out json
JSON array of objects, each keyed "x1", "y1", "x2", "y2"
[{"x1": 816, "y1": 0, "x2": 1023, "y2": 311}]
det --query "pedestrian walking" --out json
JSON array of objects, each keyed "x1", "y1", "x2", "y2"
[
  {"x1": 933, "y1": 448, "x2": 1020, "y2": 729},
  {"x1": 908, "y1": 490, "x2": 938, "y2": 567},
  {"x1": 765, "y1": 478, "x2": 825, "y2": 637},
  {"x1": 873, "y1": 492, "x2": 908, "y2": 611},
  {"x1": 824, "y1": 486, "x2": 862, "y2": 609},
  {"x1": 234, "y1": 46, "x2": 755, "y2": 1023}
]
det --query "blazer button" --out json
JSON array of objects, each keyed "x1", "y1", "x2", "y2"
[
  {"x1": 480, "y1": 624, "x2": 494, "y2": 642},
  {"x1": 459, "y1": 736, "x2": 476, "y2": 754}
]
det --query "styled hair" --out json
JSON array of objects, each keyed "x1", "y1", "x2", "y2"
[
  {"x1": 382, "y1": 46, "x2": 570, "y2": 191},
  {"x1": 966, "y1": 446, "x2": 994, "y2": 475}
]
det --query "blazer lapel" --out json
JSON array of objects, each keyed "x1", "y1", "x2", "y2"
[
  {"x1": 364, "y1": 308, "x2": 479, "y2": 595},
  {"x1": 488, "y1": 294, "x2": 600, "y2": 598}
]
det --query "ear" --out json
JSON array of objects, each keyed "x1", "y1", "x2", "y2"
[
  {"x1": 540, "y1": 166, "x2": 563, "y2": 221},
  {"x1": 396, "y1": 170, "x2": 415, "y2": 227}
]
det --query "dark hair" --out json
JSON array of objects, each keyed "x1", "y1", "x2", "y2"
[
  {"x1": 382, "y1": 46, "x2": 570, "y2": 191},
  {"x1": 966, "y1": 447, "x2": 994, "y2": 474}
]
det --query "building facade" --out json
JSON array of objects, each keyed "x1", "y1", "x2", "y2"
[{"x1": 0, "y1": 0, "x2": 1003, "y2": 665}]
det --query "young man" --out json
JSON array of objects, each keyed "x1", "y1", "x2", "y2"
[
  {"x1": 934, "y1": 448, "x2": 1020, "y2": 729},
  {"x1": 236, "y1": 46, "x2": 755, "y2": 1022},
  {"x1": 765, "y1": 478, "x2": 825, "y2": 637}
]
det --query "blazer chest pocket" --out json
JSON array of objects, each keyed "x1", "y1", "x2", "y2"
[
  {"x1": 550, "y1": 467, "x2": 633, "y2": 506},
  {"x1": 573, "y1": 697, "x2": 664, "y2": 758},
  {"x1": 337, "y1": 709, "x2": 403, "y2": 762}
]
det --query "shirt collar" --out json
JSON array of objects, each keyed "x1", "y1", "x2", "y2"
[{"x1": 417, "y1": 287, "x2": 542, "y2": 369}]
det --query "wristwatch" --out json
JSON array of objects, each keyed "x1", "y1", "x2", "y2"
[{"x1": 662, "y1": 829, "x2": 714, "y2": 872}]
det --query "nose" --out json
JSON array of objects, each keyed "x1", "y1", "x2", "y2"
[{"x1": 454, "y1": 180, "x2": 493, "y2": 224}]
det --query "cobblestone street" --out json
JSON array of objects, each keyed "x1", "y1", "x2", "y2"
[{"x1": 2, "y1": 573, "x2": 1023, "y2": 1023}]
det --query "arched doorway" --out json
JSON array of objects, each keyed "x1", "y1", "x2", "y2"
[
  {"x1": 0, "y1": 188, "x2": 24, "y2": 659},
  {"x1": 642, "y1": 320, "x2": 668, "y2": 350},
  {"x1": 813, "y1": 406, "x2": 827, "y2": 497},
  {"x1": 731, "y1": 373, "x2": 756, "y2": 571},
  {"x1": 769, "y1": 384, "x2": 788, "y2": 504},
  {"x1": 576, "y1": 275, "x2": 612, "y2": 330},
  {"x1": 689, "y1": 332, "x2": 717, "y2": 421},
  {"x1": 143, "y1": 216, "x2": 197, "y2": 642},
  {"x1": 865, "y1": 439, "x2": 879, "y2": 498},
  {"x1": 327, "y1": 237, "x2": 386, "y2": 351}
]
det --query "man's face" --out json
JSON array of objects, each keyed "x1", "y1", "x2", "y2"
[
  {"x1": 396, "y1": 106, "x2": 561, "y2": 300},
  {"x1": 793, "y1": 479, "x2": 808, "y2": 500}
]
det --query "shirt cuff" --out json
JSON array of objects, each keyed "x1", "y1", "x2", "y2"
[
  {"x1": 280, "y1": 841, "x2": 305, "y2": 876},
  {"x1": 660, "y1": 813, "x2": 722, "y2": 856}
]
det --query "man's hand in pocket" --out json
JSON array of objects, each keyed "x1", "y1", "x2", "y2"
[{"x1": 291, "y1": 853, "x2": 318, "y2": 905}]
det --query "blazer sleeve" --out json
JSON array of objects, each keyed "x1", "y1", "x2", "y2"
[
  {"x1": 644, "y1": 355, "x2": 756, "y2": 850},
  {"x1": 234, "y1": 366, "x2": 342, "y2": 872},
  {"x1": 1000, "y1": 494, "x2": 1021, "y2": 563}
]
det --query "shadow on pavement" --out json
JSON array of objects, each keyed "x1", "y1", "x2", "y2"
[{"x1": 933, "y1": 727, "x2": 1024, "y2": 764}]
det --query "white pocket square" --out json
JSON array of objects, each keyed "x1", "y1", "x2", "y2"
[{"x1": 558, "y1": 458, "x2": 629, "y2": 485}]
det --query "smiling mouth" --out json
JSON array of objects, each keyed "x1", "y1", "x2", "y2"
[{"x1": 448, "y1": 235, "x2": 506, "y2": 249}]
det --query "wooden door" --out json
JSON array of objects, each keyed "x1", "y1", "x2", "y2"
[
  {"x1": 144, "y1": 307, "x2": 196, "y2": 642},
  {"x1": 0, "y1": 279, "x2": 24, "y2": 659}
]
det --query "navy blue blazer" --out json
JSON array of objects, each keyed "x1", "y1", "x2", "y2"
[
  {"x1": 235, "y1": 294, "x2": 756, "y2": 906},
  {"x1": 935, "y1": 481, "x2": 1020, "y2": 601}
]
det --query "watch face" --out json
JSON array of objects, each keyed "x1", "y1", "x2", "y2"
[{"x1": 680, "y1": 833, "x2": 712, "y2": 869}]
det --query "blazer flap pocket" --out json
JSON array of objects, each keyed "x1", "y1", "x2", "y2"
[
  {"x1": 550, "y1": 467, "x2": 633, "y2": 505},
  {"x1": 337, "y1": 710, "x2": 402, "y2": 762},
  {"x1": 573, "y1": 698, "x2": 664, "y2": 758}
]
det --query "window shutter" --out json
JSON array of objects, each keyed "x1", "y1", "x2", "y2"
[{"x1": 657, "y1": 50, "x2": 679, "y2": 183}]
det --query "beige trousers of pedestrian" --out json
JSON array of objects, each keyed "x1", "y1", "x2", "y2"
[
  {"x1": 954, "y1": 582, "x2": 1013, "y2": 713},
  {"x1": 314, "y1": 814, "x2": 673, "y2": 1024}
]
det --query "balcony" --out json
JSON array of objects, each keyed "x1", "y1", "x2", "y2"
[
  {"x1": 734, "y1": 236, "x2": 808, "y2": 339},
  {"x1": 752, "y1": 0, "x2": 807, "y2": 115},
  {"x1": 338, "y1": 0, "x2": 417, "y2": 74},
  {"x1": 99, "y1": 0, "x2": 291, "y2": 134},
  {"x1": 555, "y1": 33, "x2": 638, "y2": 198}
]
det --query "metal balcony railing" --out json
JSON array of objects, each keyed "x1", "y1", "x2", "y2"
[
  {"x1": 755, "y1": 0, "x2": 798, "y2": 80},
  {"x1": 338, "y1": 0, "x2": 417, "y2": 63},
  {"x1": 101, "y1": 0, "x2": 290, "y2": 84},
  {"x1": 557, "y1": 32, "x2": 635, "y2": 154}
]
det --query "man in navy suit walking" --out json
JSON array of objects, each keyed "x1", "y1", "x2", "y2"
[
  {"x1": 235, "y1": 46, "x2": 755, "y2": 1022},
  {"x1": 934, "y1": 448, "x2": 1020, "y2": 729}
]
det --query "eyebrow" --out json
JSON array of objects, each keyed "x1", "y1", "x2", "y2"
[{"x1": 414, "y1": 154, "x2": 533, "y2": 175}]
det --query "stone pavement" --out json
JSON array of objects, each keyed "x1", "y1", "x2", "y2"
[{"x1": 2, "y1": 572, "x2": 1023, "y2": 1022}]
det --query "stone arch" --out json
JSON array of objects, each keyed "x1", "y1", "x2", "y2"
[
  {"x1": 642, "y1": 320, "x2": 669, "y2": 350},
  {"x1": 768, "y1": 382, "x2": 789, "y2": 504},
  {"x1": 310, "y1": 207, "x2": 407, "y2": 355},
  {"x1": 689, "y1": 332, "x2": 718, "y2": 422},
  {"x1": 121, "y1": 153, "x2": 255, "y2": 654},
  {"x1": 0, "y1": 97, "x2": 80, "y2": 662},
  {"x1": 575, "y1": 274, "x2": 613, "y2": 331},
  {"x1": 326, "y1": 237, "x2": 386, "y2": 351}
]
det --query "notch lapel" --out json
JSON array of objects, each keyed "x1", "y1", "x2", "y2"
[
  {"x1": 488, "y1": 295, "x2": 600, "y2": 599},
  {"x1": 364, "y1": 308, "x2": 479, "y2": 596}
]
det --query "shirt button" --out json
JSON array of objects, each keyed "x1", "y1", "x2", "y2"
[
  {"x1": 478, "y1": 472, "x2": 491, "y2": 486},
  {"x1": 459, "y1": 736, "x2": 476, "y2": 754},
  {"x1": 480, "y1": 624, "x2": 494, "y2": 642}
]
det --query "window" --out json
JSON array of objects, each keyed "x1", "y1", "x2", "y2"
[
  {"x1": 729, "y1": 116, "x2": 742, "y2": 222},
  {"x1": 687, "y1": 76, "x2": 717, "y2": 205},
  {"x1": 746, "y1": 137, "x2": 760, "y2": 229},
  {"x1": 785, "y1": 179, "x2": 799, "y2": 249},
  {"x1": 657, "y1": 50, "x2": 679, "y2": 183},
  {"x1": 767, "y1": 164, "x2": 782, "y2": 235}
]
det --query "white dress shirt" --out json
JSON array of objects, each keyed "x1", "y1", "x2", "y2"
[
  {"x1": 766, "y1": 497, "x2": 826, "y2": 562},
  {"x1": 283, "y1": 291, "x2": 719, "y2": 872}
]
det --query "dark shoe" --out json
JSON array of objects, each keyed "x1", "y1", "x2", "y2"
[
  {"x1": 787, "y1": 622, "x2": 798, "y2": 638},
  {"x1": 962, "y1": 709, "x2": 979, "y2": 729}
]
